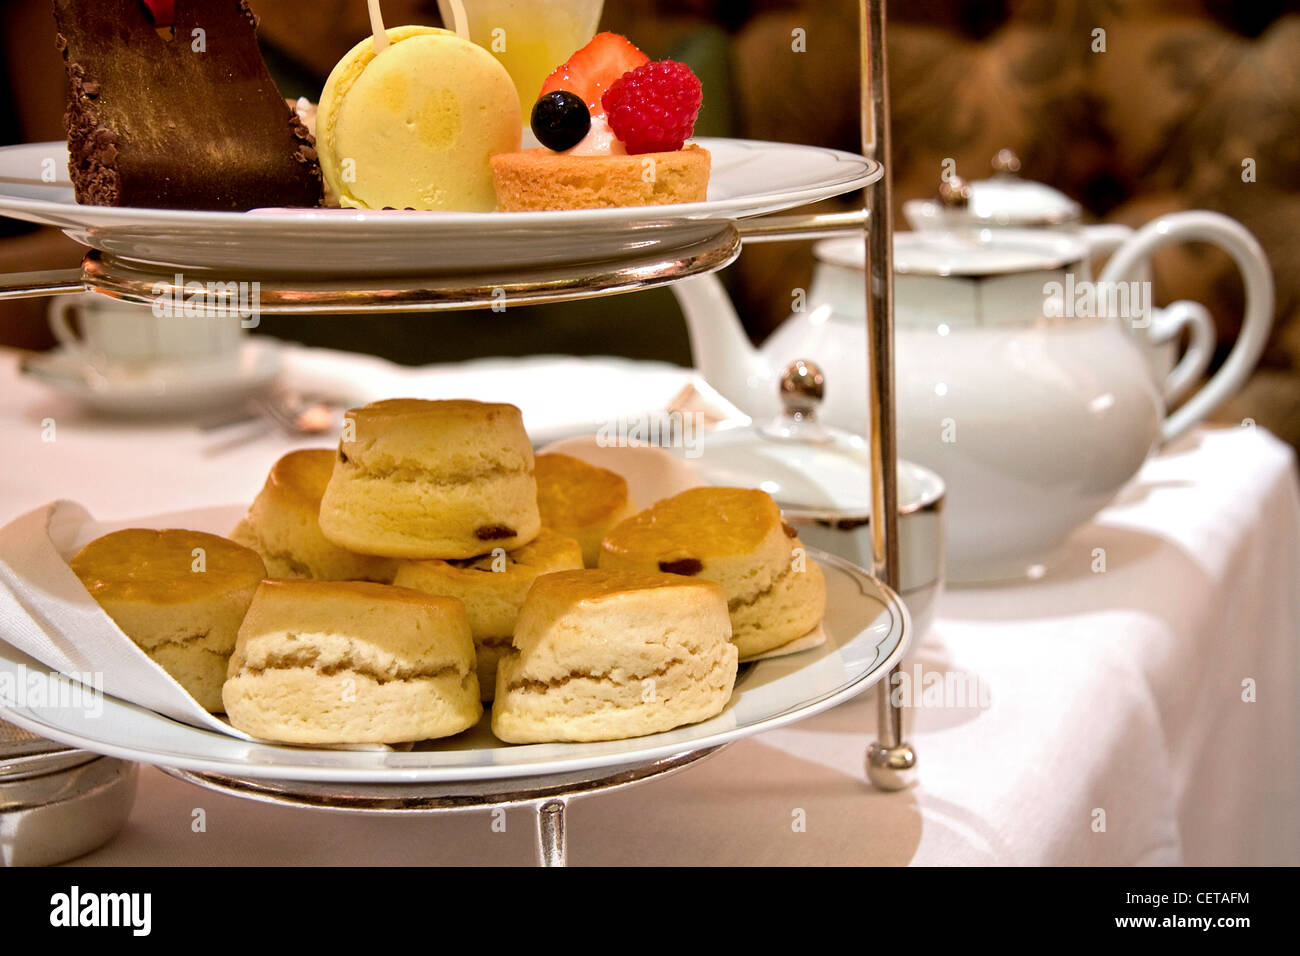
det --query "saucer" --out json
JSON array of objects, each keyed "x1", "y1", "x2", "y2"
[{"x1": 20, "y1": 340, "x2": 281, "y2": 417}]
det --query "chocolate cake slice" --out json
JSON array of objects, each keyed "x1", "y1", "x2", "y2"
[{"x1": 53, "y1": 0, "x2": 322, "y2": 210}]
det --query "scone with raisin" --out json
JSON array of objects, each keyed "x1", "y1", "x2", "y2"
[
  {"x1": 318, "y1": 399, "x2": 541, "y2": 559},
  {"x1": 599, "y1": 487, "x2": 825, "y2": 658}
]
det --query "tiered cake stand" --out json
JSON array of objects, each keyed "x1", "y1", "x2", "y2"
[{"x1": 0, "y1": 1, "x2": 913, "y2": 865}]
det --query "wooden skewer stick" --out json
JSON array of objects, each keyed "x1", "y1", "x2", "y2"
[
  {"x1": 367, "y1": 0, "x2": 390, "y2": 53},
  {"x1": 445, "y1": 0, "x2": 471, "y2": 42}
]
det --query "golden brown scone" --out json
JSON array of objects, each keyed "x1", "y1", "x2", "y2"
[
  {"x1": 391, "y1": 528, "x2": 584, "y2": 701},
  {"x1": 222, "y1": 580, "x2": 481, "y2": 744},
  {"x1": 318, "y1": 399, "x2": 541, "y2": 559},
  {"x1": 599, "y1": 487, "x2": 825, "y2": 657},
  {"x1": 534, "y1": 453, "x2": 635, "y2": 567},
  {"x1": 233, "y1": 449, "x2": 397, "y2": 582},
  {"x1": 69, "y1": 529, "x2": 267, "y2": 712},
  {"x1": 491, "y1": 569, "x2": 737, "y2": 743},
  {"x1": 490, "y1": 144, "x2": 710, "y2": 211}
]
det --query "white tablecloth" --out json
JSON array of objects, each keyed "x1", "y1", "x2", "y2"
[{"x1": 2, "y1": 345, "x2": 1297, "y2": 866}]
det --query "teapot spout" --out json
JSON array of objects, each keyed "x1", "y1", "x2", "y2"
[{"x1": 671, "y1": 273, "x2": 770, "y2": 417}]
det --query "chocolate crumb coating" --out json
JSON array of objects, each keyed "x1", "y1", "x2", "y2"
[{"x1": 52, "y1": 0, "x2": 322, "y2": 210}]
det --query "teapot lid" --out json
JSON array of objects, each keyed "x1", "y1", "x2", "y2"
[
  {"x1": 966, "y1": 149, "x2": 1083, "y2": 225},
  {"x1": 692, "y1": 361, "x2": 944, "y2": 515},
  {"x1": 815, "y1": 228, "x2": 1087, "y2": 278},
  {"x1": 916, "y1": 150, "x2": 1083, "y2": 227}
]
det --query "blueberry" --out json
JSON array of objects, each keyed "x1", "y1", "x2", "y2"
[{"x1": 531, "y1": 91, "x2": 591, "y2": 152}]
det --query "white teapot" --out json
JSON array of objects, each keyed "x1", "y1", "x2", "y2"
[
  {"x1": 903, "y1": 150, "x2": 1203, "y2": 380},
  {"x1": 670, "y1": 212, "x2": 1273, "y2": 582}
]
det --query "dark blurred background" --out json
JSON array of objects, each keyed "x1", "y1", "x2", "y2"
[{"x1": 3, "y1": 0, "x2": 1298, "y2": 445}]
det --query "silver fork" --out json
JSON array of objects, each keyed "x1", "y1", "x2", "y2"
[{"x1": 200, "y1": 387, "x2": 348, "y2": 455}]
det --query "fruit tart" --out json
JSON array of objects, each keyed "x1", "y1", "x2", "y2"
[{"x1": 490, "y1": 33, "x2": 710, "y2": 211}]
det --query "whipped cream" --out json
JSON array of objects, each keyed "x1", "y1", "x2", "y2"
[
  {"x1": 290, "y1": 96, "x2": 317, "y2": 138},
  {"x1": 564, "y1": 113, "x2": 627, "y2": 157},
  {"x1": 286, "y1": 97, "x2": 340, "y2": 207}
]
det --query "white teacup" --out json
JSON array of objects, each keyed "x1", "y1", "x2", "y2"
[{"x1": 49, "y1": 293, "x2": 245, "y2": 372}]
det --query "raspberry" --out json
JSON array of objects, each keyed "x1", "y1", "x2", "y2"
[{"x1": 601, "y1": 60, "x2": 703, "y2": 155}]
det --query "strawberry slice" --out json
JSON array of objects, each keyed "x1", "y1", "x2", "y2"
[{"x1": 538, "y1": 32, "x2": 649, "y2": 115}]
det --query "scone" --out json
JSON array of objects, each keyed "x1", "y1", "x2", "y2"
[
  {"x1": 232, "y1": 449, "x2": 397, "y2": 582},
  {"x1": 222, "y1": 580, "x2": 481, "y2": 744},
  {"x1": 534, "y1": 453, "x2": 635, "y2": 567},
  {"x1": 69, "y1": 529, "x2": 267, "y2": 712},
  {"x1": 318, "y1": 399, "x2": 541, "y2": 559},
  {"x1": 491, "y1": 569, "x2": 737, "y2": 744},
  {"x1": 599, "y1": 487, "x2": 826, "y2": 658},
  {"x1": 391, "y1": 528, "x2": 584, "y2": 701},
  {"x1": 490, "y1": 144, "x2": 710, "y2": 211}
]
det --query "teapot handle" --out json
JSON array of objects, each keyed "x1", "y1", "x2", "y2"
[
  {"x1": 1096, "y1": 211, "x2": 1274, "y2": 446},
  {"x1": 1085, "y1": 223, "x2": 1215, "y2": 407},
  {"x1": 1081, "y1": 222, "x2": 1133, "y2": 255},
  {"x1": 1151, "y1": 300, "x2": 1216, "y2": 406}
]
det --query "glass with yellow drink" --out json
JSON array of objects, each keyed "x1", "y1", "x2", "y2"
[{"x1": 437, "y1": 0, "x2": 605, "y2": 123}]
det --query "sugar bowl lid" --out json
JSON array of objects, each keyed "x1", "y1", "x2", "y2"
[{"x1": 692, "y1": 361, "x2": 944, "y2": 516}]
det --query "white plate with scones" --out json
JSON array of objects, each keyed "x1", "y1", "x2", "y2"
[
  {"x1": 0, "y1": 398, "x2": 908, "y2": 784},
  {"x1": 0, "y1": 524, "x2": 906, "y2": 783},
  {"x1": 0, "y1": 139, "x2": 878, "y2": 276}
]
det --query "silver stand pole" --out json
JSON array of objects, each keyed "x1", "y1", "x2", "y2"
[
  {"x1": 861, "y1": 0, "x2": 916, "y2": 791},
  {"x1": 536, "y1": 799, "x2": 568, "y2": 866}
]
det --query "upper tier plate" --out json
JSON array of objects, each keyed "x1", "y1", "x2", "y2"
[{"x1": 0, "y1": 139, "x2": 878, "y2": 276}]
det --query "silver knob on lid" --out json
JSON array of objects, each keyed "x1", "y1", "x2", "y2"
[
  {"x1": 779, "y1": 359, "x2": 825, "y2": 419},
  {"x1": 937, "y1": 174, "x2": 972, "y2": 208},
  {"x1": 992, "y1": 148, "x2": 1022, "y2": 174},
  {"x1": 764, "y1": 360, "x2": 831, "y2": 443}
]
